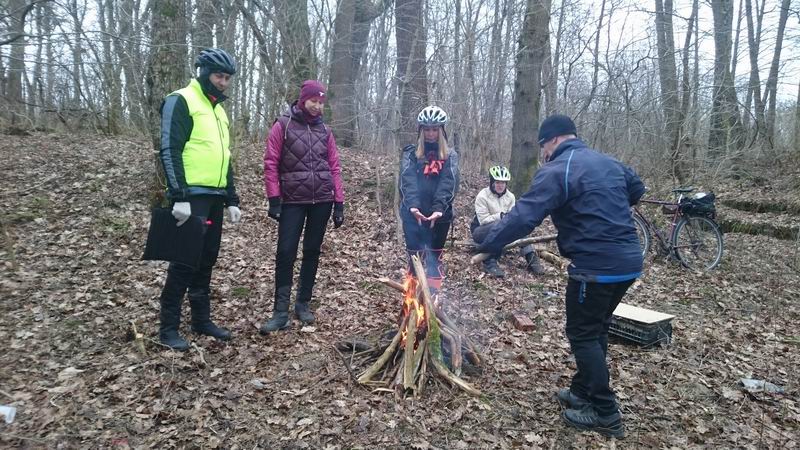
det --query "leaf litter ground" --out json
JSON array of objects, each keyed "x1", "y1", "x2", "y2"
[{"x1": 0, "y1": 134, "x2": 798, "y2": 448}]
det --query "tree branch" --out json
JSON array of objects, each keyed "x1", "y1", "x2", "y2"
[{"x1": 0, "y1": 0, "x2": 53, "y2": 46}]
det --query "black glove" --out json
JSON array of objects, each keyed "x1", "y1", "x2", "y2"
[
  {"x1": 268, "y1": 197, "x2": 282, "y2": 222},
  {"x1": 332, "y1": 202, "x2": 344, "y2": 228}
]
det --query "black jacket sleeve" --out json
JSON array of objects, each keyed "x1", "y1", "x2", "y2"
[
  {"x1": 225, "y1": 163, "x2": 240, "y2": 207},
  {"x1": 399, "y1": 145, "x2": 420, "y2": 210},
  {"x1": 432, "y1": 149, "x2": 459, "y2": 213},
  {"x1": 159, "y1": 94, "x2": 193, "y2": 202}
]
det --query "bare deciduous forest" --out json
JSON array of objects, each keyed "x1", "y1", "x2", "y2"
[{"x1": 1, "y1": 0, "x2": 799, "y2": 447}]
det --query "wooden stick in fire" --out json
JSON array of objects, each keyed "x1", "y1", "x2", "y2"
[
  {"x1": 470, "y1": 234, "x2": 558, "y2": 264},
  {"x1": 357, "y1": 314, "x2": 408, "y2": 383},
  {"x1": 411, "y1": 255, "x2": 482, "y2": 397}
]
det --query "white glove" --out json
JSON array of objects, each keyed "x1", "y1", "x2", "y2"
[
  {"x1": 227, "y1": 206, "x2": 241, "y2": 223},
  {"x1": 172, "y1": 202, "x2": 191, "y2": 226}
]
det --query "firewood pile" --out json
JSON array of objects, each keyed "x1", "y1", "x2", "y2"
[{"x1": 338, "y1": 256, "x2": 482, "y2": 398}]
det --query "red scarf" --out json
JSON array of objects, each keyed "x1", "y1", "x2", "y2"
[{"x1": 423, "y1": 159, "x2": 444, "y2": 176}]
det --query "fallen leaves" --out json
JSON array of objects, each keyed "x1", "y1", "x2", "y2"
[{"x1": 0, "y1": 134, "x2": 798, "y2": 448}]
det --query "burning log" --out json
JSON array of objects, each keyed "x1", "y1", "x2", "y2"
[{"x1": 350, "y1": 256, "x2": 482, "y2": 398}]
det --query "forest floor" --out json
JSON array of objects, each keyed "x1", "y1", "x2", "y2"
[{"x1": 1, "y1": 133, "x2": 799, "y2": 449}]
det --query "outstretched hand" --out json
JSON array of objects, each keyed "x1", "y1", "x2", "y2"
[
  {"x1": 427, "y1": 211, "x2": 443, "y2": 228},
  {"x1": 409, "y1": 208, "x2": 426, "y2": 226}
]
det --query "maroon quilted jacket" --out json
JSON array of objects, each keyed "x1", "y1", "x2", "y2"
[{"x1": 264, "y1": 104, "x2": 345, "y2": 204}]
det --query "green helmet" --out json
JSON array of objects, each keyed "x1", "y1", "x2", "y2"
[{"x1": 489, "y1": 165, "x2": 511, "y2": 182}]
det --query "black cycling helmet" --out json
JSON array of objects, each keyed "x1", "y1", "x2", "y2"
[{"x1": 195, "y1": 48, "x2": 237, "y2": 75}]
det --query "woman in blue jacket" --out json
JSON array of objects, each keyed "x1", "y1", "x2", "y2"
[{"x1": 399, "y1": 106, "x2": 459, "y2": 291}]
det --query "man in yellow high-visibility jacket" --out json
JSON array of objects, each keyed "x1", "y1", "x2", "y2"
[{"x1": 157, "y1": 48, "x2": 241, "y2": 351}]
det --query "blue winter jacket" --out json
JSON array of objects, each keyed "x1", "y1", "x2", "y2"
[
  {"x1": 480, "y1": 138, "x2": 645, "y2": 282},
  {"x1": 399, "y1": 143, "x2": 460, "y2": 223}
]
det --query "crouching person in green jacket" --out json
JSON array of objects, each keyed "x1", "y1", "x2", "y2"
[{"x1": 157, "y1": 48, "x2": 242, "y2": 350}]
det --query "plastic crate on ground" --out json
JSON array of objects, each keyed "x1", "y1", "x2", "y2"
[{"x1": 610, "y1": 303, "x2": 675, "y2": 347}]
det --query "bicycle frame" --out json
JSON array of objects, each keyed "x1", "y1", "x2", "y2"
[{"x1": 634, "y1": 198, "x2": 682, "y2": 252}]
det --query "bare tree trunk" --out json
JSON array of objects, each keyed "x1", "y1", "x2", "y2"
[
  {"x1": 744, "y1": 0, "x2": 766, "y2": 143},
  {"x1": 576, "y1": 0, "x2": 605, "y2": 119},
  {"x1": 99, "y1": 0, "x2": 122, "y2": 134},
  {"x1": 654, "y1": 0, "x2": 685, "y2": 183},
  {"x1": 115, "y1": 0, "x2": 146, "y2": 131},
  {"x1": 272, "y1": 0, "x2": 317, "y2": 103},
  {"x1": 67, "y1": 0, "x2": 84, "y2": 110},
  {"x1": 195, "y1": 0, "x2": 216, "y2": 49},
  {"x1": 5, "y1": 0, "x2": 27, "y2": 126},
  {"x1": 145, "y1": 0, "x2": 189, "y2": 205},
  {"x1": 464, "y1": 4, "x2": 481, "y2": 163},
  {"x1": 236, "y1": 0, "x2": 275, "y2": 78},
  {"x1": 395, "y1": 0, "x2": 428, "y2": 146},
  {"x1": 794, "y1": 81, "x2": 800, "y2": 154},
  {"x1": 218, "y1": 1, "x2": 238, "y2": 51},
  {"x1": 30, "y1": 3, "x2": 44, "y2": 125},
  {"x1": 763, "y1": 0, "x2": 790, "y2": 147},
  {"x1": 544, "y1": 0, "x2": 564, "y2": 115},
  {"x1": 481, "y1": 0, "x2": 512, "y2": 171},
  {"x1": 742, "y1": 0, "x2": 764, "y2": 128},
  {"x1": 329, "y1": 0, "x2": 390, "y2": 148},
  {"x1": 509, "y1": 0, "x2": 550, "y2": 195},
  {"x1": 43, "y1": 1, "x2": 55, "y2": 126},
  {"x1": 708, "y1": 0, "x2": 744, "y2": 160},
  {"x1": 374, "y1": 5, "x2": 392, "y2": 147},
  {"x1": 677, "y1": 0, "x2": 698, "y2": 181},
  {"x1": 730, "y1": 0, "x2": 743, "y2": 80}
]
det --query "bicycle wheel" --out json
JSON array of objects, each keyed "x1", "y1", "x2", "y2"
[
  {"x1": 632, "y1": 210, "x2": 651, "y2": 258},
  {"x1": 672, "y1": 216, "x2": 724, "y2": 270}
]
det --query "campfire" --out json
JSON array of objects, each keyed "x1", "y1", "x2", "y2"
[{"x1": 341, "y1": 255, "x2": 482, "y2": 398}]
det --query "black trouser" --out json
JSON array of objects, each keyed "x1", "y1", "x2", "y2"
[
  {"x1": 275, "y1": 202, "x2": 332, "y2": 302},
  {"x1": 160, "y1": 195, "x2": 224, "y2": 327},
  {"x1": 401, "y1": 213, "x2": 450, "y2": 288},
  {"x1": 565, "y1": 277, "x2": 635, "y2": 416}
]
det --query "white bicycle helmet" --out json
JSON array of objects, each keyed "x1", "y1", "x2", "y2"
[
  {"x1": 489, "y1": 166, "x2": 511, "y2": 182},
  {"x1": 417, "y1": 106, "x2": 448, "y2": 127}
]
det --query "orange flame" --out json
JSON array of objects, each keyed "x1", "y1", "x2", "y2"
[{"x1": 400, "y1": 274, "x2": 427, "y2": 346}]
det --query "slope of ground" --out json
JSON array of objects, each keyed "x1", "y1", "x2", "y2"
[{"x1": 0, "y1": 133, "x2": 798, "y2": 448}]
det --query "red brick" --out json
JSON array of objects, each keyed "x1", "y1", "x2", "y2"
[{"x1": 512, "y1": 313, "x2": 535, "y2": 331}]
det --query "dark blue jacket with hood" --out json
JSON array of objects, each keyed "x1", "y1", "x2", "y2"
[{"x1": 480, "y1": 138, "x2": 645, "y2": 282}]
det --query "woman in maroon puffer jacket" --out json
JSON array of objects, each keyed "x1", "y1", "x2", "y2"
[{"x1": 260, "y1": 80, "x2": 345, "y2": 334}]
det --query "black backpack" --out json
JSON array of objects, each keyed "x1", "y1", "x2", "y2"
[{"x1": 680, "y1": 192, "x2": 716, "y2": 218}]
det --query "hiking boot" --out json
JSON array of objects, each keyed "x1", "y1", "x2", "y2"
[
  {"x1": 482, "y1": 258, "x2": 505, "y2": 278},
  {"x1": 525, "y1": 251, "x2": 546, "y2": 275},
  {"x1": 159, "y1": 329, "x2": 190, "y2": 351},
  {"x1": 562, "y1": 407, "x2": 624, "y2": 439},
  {"x1": 294, "y1": 301, "x2": 316, "y2": 324},
  {"x1": 189, "y1": 289, "x2": 232, "y2": 341},
  {"x1": 295, "y1": 276, "x2": 317, "y2": 324},
  {"x1": 260, "y1": 286, "x2": 291, "y2": 334},
  {"x1": 260, "y1": 312, "x2": 289, "y2": 333},
  {"x1": 191, "y1": 321, "x2": 232, "y2": 340},
  {"x1": 557, "y1": 388, "x2": 590, "y2": 409},
  {"x1": 159, "y1": 288, "x2": 189, "y2": 351}
]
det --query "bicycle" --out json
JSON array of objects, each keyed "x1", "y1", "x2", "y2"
[{"x1": 632, "y1": 187, "x2": 724, "y2": 271}]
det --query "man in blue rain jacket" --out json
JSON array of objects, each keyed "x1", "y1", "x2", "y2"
[{"x1": 477, "y1": 114, "x2": 645, "y2": 438}]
